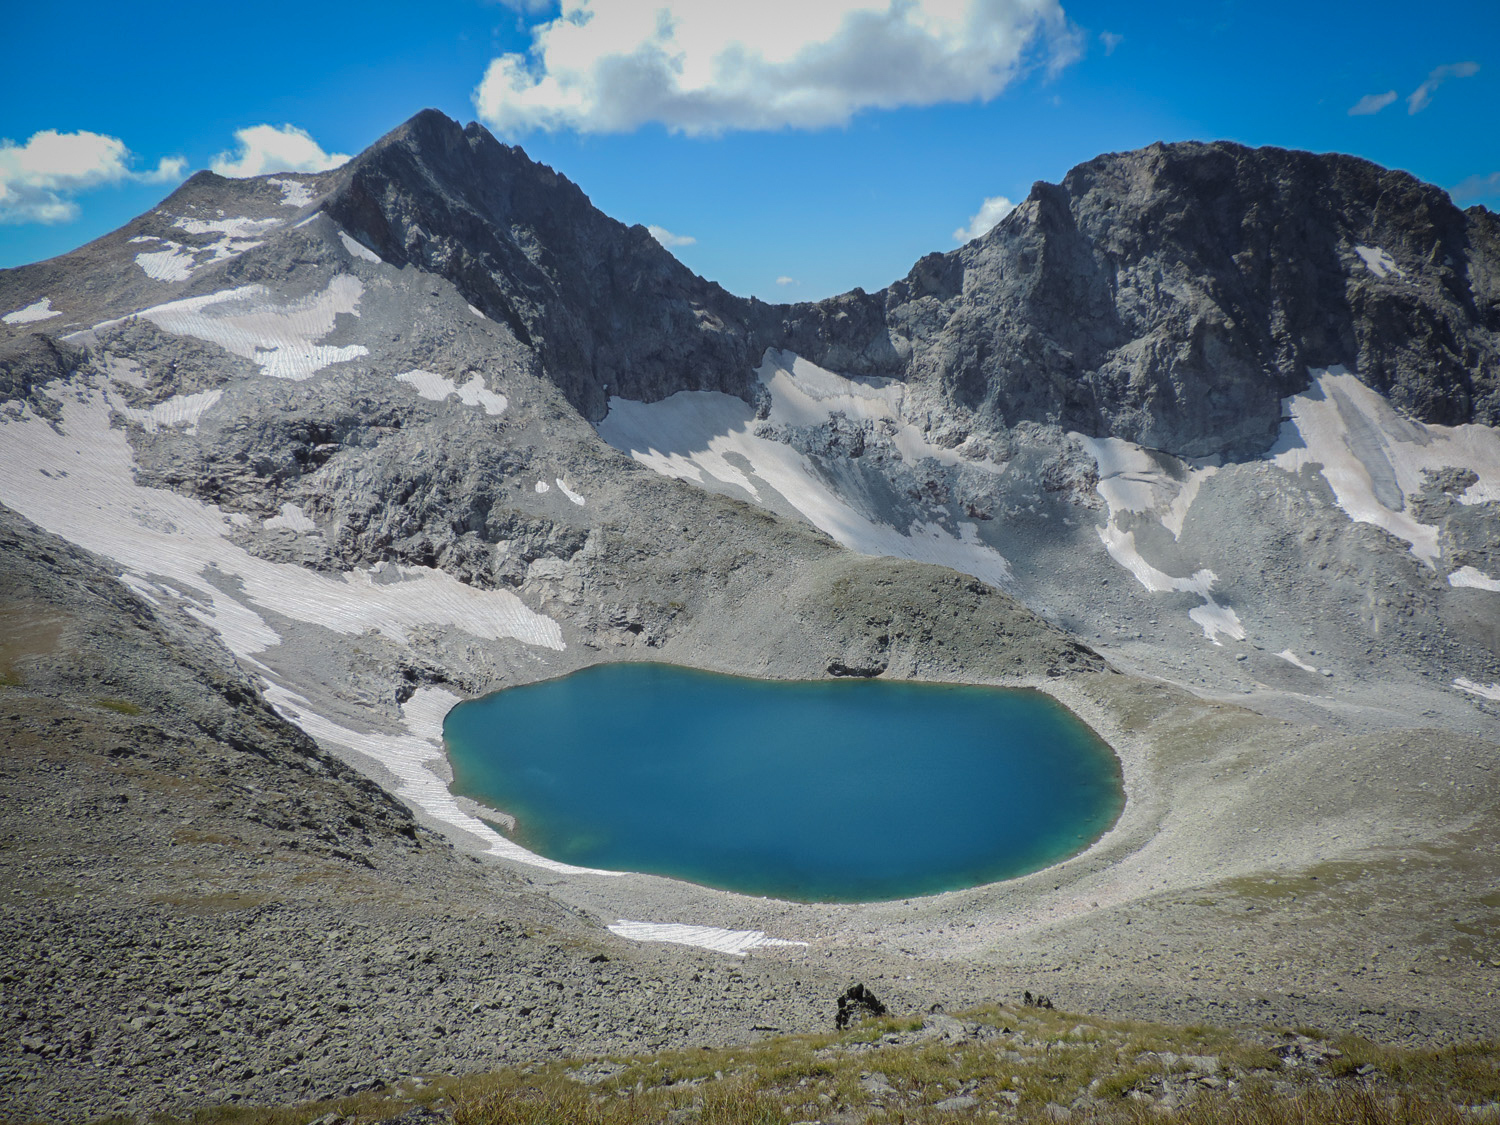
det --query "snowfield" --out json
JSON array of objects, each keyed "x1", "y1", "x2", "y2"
[
  {"x1": 606, "y1": 921, "x2": 808, "y2": 956},
  {"x1": 3, "y1": 298, "x2": 60, "y2": 325},
  {"x1": 599, "y1": 349, "x2": 1015, "y2": 591},
  {"x1": 76, "y1": 277, "x2": 370, "y2": 381},
  {"x1": 1270, "y1": 367, "x2": 1500, "y2": 565},
  {"x1": 0, "y1": 380, "x2": 577, "y2": 873}
]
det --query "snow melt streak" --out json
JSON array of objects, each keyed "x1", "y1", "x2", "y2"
[
  {"x1": 598, "y1": 349, "x2": 1013, "y2": 590},
  {"x1": 607, "y1": 921, "x2": 806, "y2": 956},
  {"x1": 1271, "y1": 368, "x2": 1500, "y2": 567}
]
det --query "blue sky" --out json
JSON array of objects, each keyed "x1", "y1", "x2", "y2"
[{"x1": 1, "y1": 0, "x2": 1496, "y2": 301}]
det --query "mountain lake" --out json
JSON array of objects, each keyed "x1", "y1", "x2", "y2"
[{"x1": 444, "y1": 663, "x2": 1125, "y2": 903}]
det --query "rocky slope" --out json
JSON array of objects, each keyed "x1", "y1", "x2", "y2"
[
  {"x1": 0, "y1": 506, "x2": 871, "y2": 1117},
  {"x1": 1, "y1": 110, "x2": 1499, "y2": 1120},
  {"x1": 786, "y1": 140, "x2": 1500, "y2": 459}
]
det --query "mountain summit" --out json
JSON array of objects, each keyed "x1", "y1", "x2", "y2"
[{"x1": 2, "y1": 109, "x2": 1500, "y2": 1114}]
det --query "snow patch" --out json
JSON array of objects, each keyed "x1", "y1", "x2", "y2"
[
  {"x1": 103, "y1": 355, "x2": 146, "y2": 388},
  {"x1": 1454, "y1": 679, "x2": 1500, "y2": 702},
  {"x1": 88, "y1": 277, "x2": 368, "y2": 381},
  {"x1": 1082, "y1": 436, "x2": 1241, "y2": 643},
  {"x1": 467, "y1": 304, "x2": 487, "y2": 320},
  {"x1": 262, "y1": 684, "x2": 612, "y2": 875},
  {"x1": 1270, "y1": 368, "x2": 1500, "y2": 566},
  {"x1": 174, "y1": 216, "x2": 281, "y2": 239},
  {"x1": 1354, "y1": 245, "x2": 1404, "y2": 279},
  {"x1": 1448, "y1": 566, "x2": 1500, "y2": 592},
  {"x1": 0, "y1": 389, "x2": 563, "y2": 654},
  {"x1": 395, "y1": 369, "x2": 507, "y2": 415},
  {"x1": 3, "y1": 298, "x2": 59, "y2": 325},
  {"x1": 761, "y1": 349, "x2": 1003, "y2": 473},
  {"x1": 0, "y1": 383, "x2": 569, "y2": 863},
  {"x1": 1079, "y1": 436, "x2": 1217, "y2": 540},
  {"x1": 109, "y1": 387, "x2": 221, "y2": 434},
  {"x1": 127, "y1": 217, "x2": 277, "y2": 281},
  {"x1": 338, "y1": 230, "x2": 382, "y2": 264},
  {"x1": 534, "y1": 480, "x2": 550, "y2": 494},
  {"x1": 598, "y1": 350, "x2": 1014, "y2": 590},
  {"x1": 1276, "y1": 650, "x2": 1319, "y2": 673},
  {"x1": 267, "y1": 177, "x2": 314, "y2": 207},
  {"x1": 606, "y1": 921, "x2": 806, "y2": 957},
  {"x1": 132, "y1": 240, "x2": 196, "y2": 282},
  {"x1": 555, "y1": 479, "x2": 585, "y2": 506},
  {"x1": 264, "y1": 502, "x2": 317, "y2": 532}
]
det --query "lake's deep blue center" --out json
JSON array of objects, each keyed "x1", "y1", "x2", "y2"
[{"x1": 443, "y1": 663, "x2": 1124, "y2": 903}]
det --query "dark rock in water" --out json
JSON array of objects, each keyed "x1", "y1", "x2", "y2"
[{"x1": 836, "y1": 983, "x2": 888, "y2": 1029}]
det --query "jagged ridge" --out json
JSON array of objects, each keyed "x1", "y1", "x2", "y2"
[{"x1": 318, "y1": 113, "x2": 1499, "y2": 459}]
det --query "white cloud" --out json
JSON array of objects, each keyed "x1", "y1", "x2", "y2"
[
  {"x1": 1099, "y1": 31, "x2": 1122, "y2": 55},
  {"x1": 953, "y1": 193, "x2": 1016, "y2": 243},
  {"x1": 0, "y1": 129, "x2": 185, "y2": 225},
  {"x1": 1451, "y1": 171, "x2": 1500, "y2": 204},
  {"x1": 776, "y1": 275, "x2": 798, "y2": 286},
  {"x1": 1407, "y1": 61, "x2": 1479, "y2": 115},
  {"x1": 211, "y1": 124, "x2": 350, "y2": 178},
  {"x1": 1348, "y1": 90, "x2": 1396, "y2": 116},
  {"x1": 647, "y1": 224, "x2": 696, "y2": 248},
  {"x1": 474, "y1": 0, "x2": 1080, "y2": 136}
]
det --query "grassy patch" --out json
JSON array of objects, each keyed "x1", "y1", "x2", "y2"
[
  {"x1": 114, "y1": 1004, "x2": 1500, "y2": 1125},
  {"x1": 93, "y1": 697, "x2": 143, "y2": 716}
]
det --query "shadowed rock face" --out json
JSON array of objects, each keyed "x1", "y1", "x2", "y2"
[
  {"x1": 786, "y1": 141, "x2": 1500, "y2": 458},
  {"x1": 312, "y1": 114, "x2": 1498, "y2": 460},
  {"x1": 319, "y1": 108, "x2": 780, "y2": 423}
]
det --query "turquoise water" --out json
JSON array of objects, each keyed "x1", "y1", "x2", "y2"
[{"x1": 443, "y1": 663, "x2": 1124, "y2": 903}]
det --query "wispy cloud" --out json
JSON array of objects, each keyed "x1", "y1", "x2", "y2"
[
  {"x1": 953, "y1": 194, "x2": 1016, "y2": 244},
  {"x1": 1099, "y1": 31, "x2": 1123, "y2": 55},
  {"x1": 211, "y1": 124, "x2": 349, "y2": 178},
  {"x1": 0, "y1": 129, "x2": 185, "y2": 224},
  {"x1": 1451, "y1": 171, "x2": 1500, "y2": 204},
  {"x1": 1408, "y1": 61, "x2": 1479, "y2": 114},
  {"x1": 647, "y1": 224, "x2": 695, "y2": 249},
  {"x1": 1348, "y1": 90, "x2": 1396, "y2": 116},
  {"x1": 775, "y1": 275, "x2": 798, "y2": 286},
  {"x1": 474, "y1": 0, "x2": 1081, "y2": 136}
]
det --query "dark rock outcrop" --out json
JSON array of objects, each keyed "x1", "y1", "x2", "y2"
[
  {"x1": 0, "y1": 332, "x2": 81, "y2": 422},
  {"x1": 320, "y1": 109, "x2": 778, "y2": 422},
  {"x1": 836, "y1": 983, "x2": 888, "y2": 1029},
  {"x1": 786, "y1": 141, "x2": 1500, "y2": 458}
]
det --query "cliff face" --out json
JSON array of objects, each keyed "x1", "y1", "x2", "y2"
[
  {"x1": 786, "y1": 141, "x2": 1500, "y2": 458},
  {"x1": 320, "y1": 109, "x2": 778, "y2": 422},
  {"x1": 317, "y1": 121, "x2": 1499, "y2": 458}
]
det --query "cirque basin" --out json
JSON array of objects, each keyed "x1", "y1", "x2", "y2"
[{"x1": 443, "y1": 662, "x2": 1124, "y2": 903}]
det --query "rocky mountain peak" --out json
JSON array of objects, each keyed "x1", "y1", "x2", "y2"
[
  {"x1": 782, "y1": 139, "x2": 1499, "y2": 459},
  {"x1": 320, "y1": 108, "x2": 777, "y2": 421}
]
